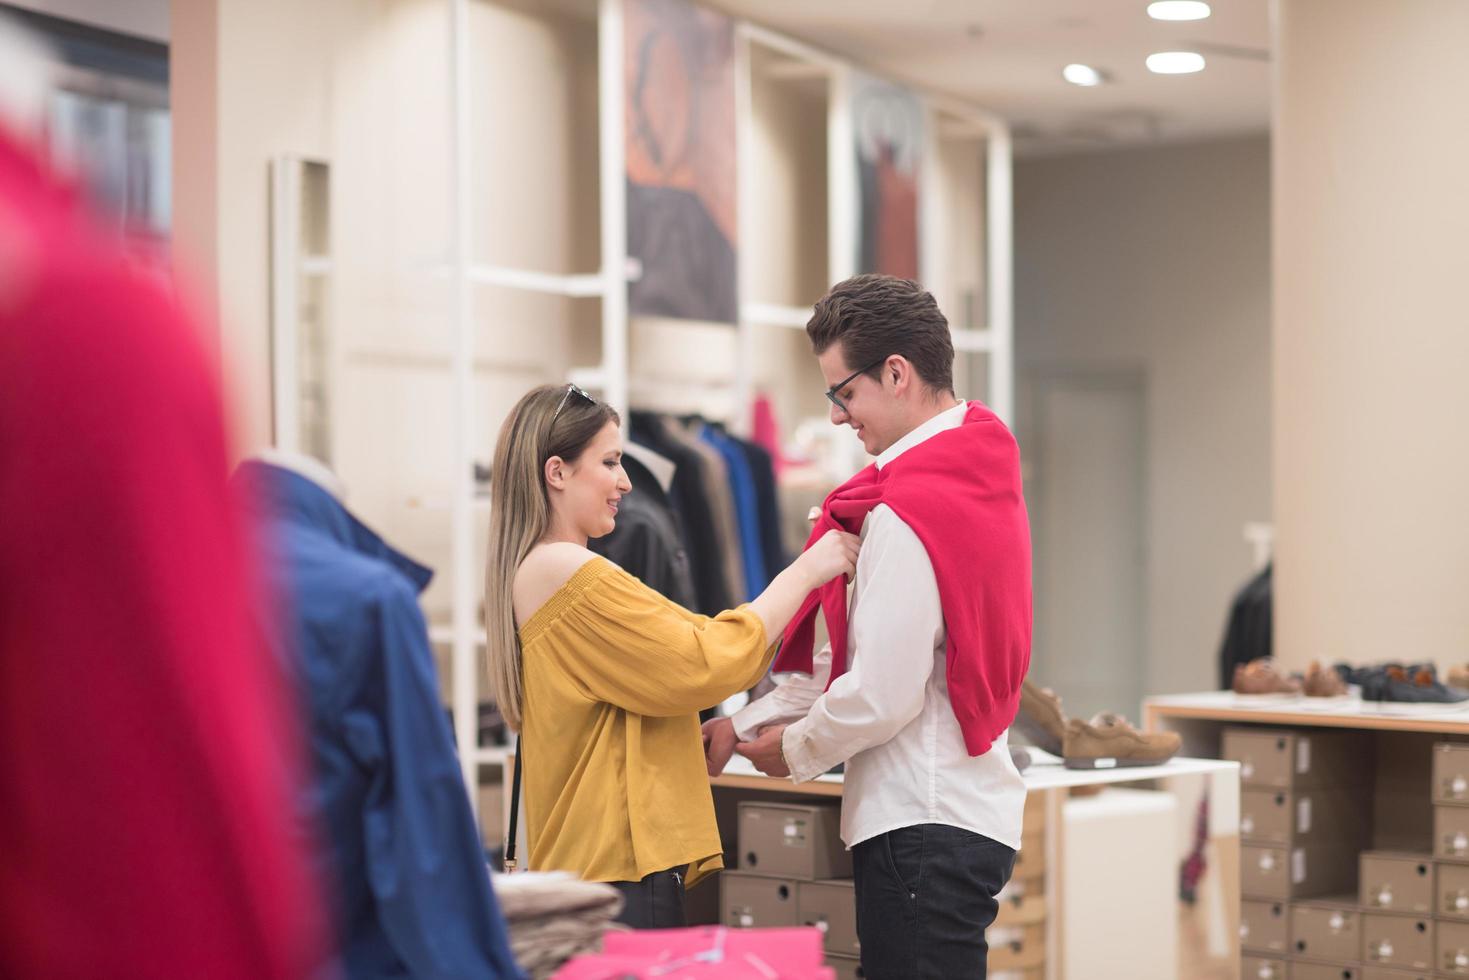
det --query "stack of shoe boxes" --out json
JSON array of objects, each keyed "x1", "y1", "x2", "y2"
[
  {"x1": 721, "y1": 801, "x2": 860, "y2": 978},
  {"x1": 1433, "y1": 742, "x2": 1469, "y2": 975},
  {"x1": 721, "y1": 793, "x2": 1047, "y2": 979},
  {"x1": 1228, "y1": 728, "x2": 1372, "y2": 978},
  {"x1": 990, "y1": 789, "x2": 1047, "y2": 980}
]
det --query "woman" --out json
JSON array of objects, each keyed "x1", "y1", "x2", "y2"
[{"x1": 484, "y1": 383, "x2": 858, "y2": 928}]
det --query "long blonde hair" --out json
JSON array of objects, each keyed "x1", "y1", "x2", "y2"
[{"x1": 484, "y1": 384, "x2": 620, "y2": 731}]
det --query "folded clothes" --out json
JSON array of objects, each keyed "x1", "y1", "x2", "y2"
[
  {"x1": 493, "y1": 872, "x2": 624, "y2": 980},
  {"x1": 493, "y1": 871, "x2": 624, "y2": 923}
]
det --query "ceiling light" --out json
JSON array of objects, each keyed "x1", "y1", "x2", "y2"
[
  {"x1": 1062, "y1": 64, "x2": 1105, "y2": 87},
  {"x1": 1147, "y1": 1, "x2": 1211, "y2": 21},
  {"x1": 1146, "y1": 51, "x2": 1206, "y2": 74}
]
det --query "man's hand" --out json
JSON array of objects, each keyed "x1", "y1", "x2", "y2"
[
  {"x1": 701, "y1": 717, "x2": 738, "y2": 777},
  {"x1": 734, "y1": 724, "x2": 791, "y2": 778}
]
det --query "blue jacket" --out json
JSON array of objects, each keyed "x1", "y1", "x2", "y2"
[{"x1": 236, "y1": 462, "x2": 523, "y2": 980}]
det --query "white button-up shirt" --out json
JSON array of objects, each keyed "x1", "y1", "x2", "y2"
[{"x1": 732, "y1": 401, "x2": 1026, "y2": 851}]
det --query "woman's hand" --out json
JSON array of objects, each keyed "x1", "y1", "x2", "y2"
[
  {"x1": 794, "y1": 530, "x2": 860, "y2": 590},
  {"x1": 701, "y1": 716, "x2": 737, "y2": 776}
]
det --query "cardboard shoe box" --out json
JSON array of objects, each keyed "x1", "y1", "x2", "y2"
[
  {"x1": 1361, "y1": 913, "x2": 1433, "y2": 972},
  {"x1": 1241, "y1": 899, "x2": 1290, "y2": 955},
  {"x1": 737, "y1": 802, "x2": 852, "y2": 880},
  {"x1": 1242, "y1": 843, "x2": 1359, "y2": 901},
  {"x1": 721, "y1": 871, "x2": 800, "y2": 928},
  {"x1": 1441, "y1": 862, "x2": 1469, "y2": 919},
  {"x1": 1290, "y1": 897, "x2": 1360, "y2": 963},
  {"x1": 1359, "y1": 852, "x2": 1434, "y2": 915},
  {"x1": 988, "y1": 923, "x2": 1044, "y2": 972},
  {"x1": 1241, "y1": 953, "x2": 1286, "y2": 980},
  {"x1": 1439, "y1": 919, "x2": 1469, "y2": 976},
  {"x1": 1438, "y1": 805, "x2": 1469, "y2": 863},
  {"x1": 1360, "y1": 968, "x2": 1432, "y2": 980},
  {"x1": 797, "y1": 879, "x2": 859, "y2": 959},
  {"x1": 1240, "y1": 787, "x2": 1371, "y2": 847},
  {"x1": 1289, "y1": 962, "x2": 1361, "y2": 980},
  {"x1": 1434, "y1": 743, "x2": 1469, "y2": 805},
  {"x1": 1223, "y1": 728, "x2": 1369, "y2": 791}
]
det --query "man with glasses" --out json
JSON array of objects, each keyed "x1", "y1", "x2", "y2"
[{"x1": 703, "y1": 274, "x2": 1032, "y2": 979}]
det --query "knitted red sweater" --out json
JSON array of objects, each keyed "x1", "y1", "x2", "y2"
[{"x1": 772, "y1": 401, "x2": 1033, "y2": 756}]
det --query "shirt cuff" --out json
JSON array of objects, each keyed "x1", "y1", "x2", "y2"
[
  {"x1": 731, "y1": 698, "x2": 781, "y2": 742},
  {"x1": 780, "y1": 716, "x2": 830, "y2": 784}
]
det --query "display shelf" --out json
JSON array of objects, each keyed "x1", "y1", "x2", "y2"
[{"x1": 1145, "y1": 690, "x2": 1469, "y2": 735}]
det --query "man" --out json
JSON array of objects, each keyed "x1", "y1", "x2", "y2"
[{"x1": 703, "y1": 274, "x2": 1032, "y2": 979}]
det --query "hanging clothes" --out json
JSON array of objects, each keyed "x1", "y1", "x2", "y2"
[
  {"x1": 629, "y1": 411, "x2": 733, "y2": 614},
  {"x1": 236, "y1": 462, "x2": 523, "y2": 980},
  {"x1": 661, "y1": 417, "x2": 746, "y2": 603},
  {"x1": 699, "y1": 425, "x2": 768, "y2": 599},
  {"x1": 589, "y1": 448, "x2": 697, "y2": 610},
  {"x1": 735, "y1": 436, "x2": 788, "y2": 583},
  {"x1": 1216, "y1": 564, "x2": 1273, "y2": 689}
]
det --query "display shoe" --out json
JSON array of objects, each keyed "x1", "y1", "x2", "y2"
[
  {"x1": 1303, "y1": 661, "x2": 1348, "y2": 697},
  {"x1": 1015, "y1": 677, "x2": 1068, "y2": 755},
  {"x1": 1061, "y1": 714, "x2": 1182, "y2": 770},
  {"x1": 1232, "y1": 658, "x2": 1303, "y2": 695},
  {"x1": 1361, "y1": 663, "x2": 1469, "y2": 703}
]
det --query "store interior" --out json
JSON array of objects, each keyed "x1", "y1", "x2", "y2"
[{"x1": 5, "y1": 0, "x2": 1469, "y2": 978}]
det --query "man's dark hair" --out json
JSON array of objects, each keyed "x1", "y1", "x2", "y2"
[{"x1": 805, "y1": 274, "x2": 955, "y2": 393}]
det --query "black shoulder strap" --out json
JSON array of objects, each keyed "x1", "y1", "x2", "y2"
[{"x1": 504, "y1": 736, "x2": 522, "y2": 872}]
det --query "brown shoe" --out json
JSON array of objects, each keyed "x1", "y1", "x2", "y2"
[
  {"x1": 1303, "y1": 661, "x2": 1347, "y2": 697},
  {"x1": 1062, "y1": 716, "x2": 1182, "y2": 770},
  {"x1": 1015, "y1": 677, "x2": 1067, "y2": 755},
  {"x1": 1232, "y1": 658, "x2": 1303, "y2": 695}
]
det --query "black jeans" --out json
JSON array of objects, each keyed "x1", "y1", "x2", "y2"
[
  {"x1": 610, "y1": 867, "x2": 687, "y2": 929},
  {"x1": 852, "y1": 824, "x2": 1016, "y2": 979}
]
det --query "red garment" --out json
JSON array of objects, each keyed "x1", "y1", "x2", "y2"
[
  {"x1": 772, "y1": 402, "x2": 1032, "y2": 756},
  {"x1": 0, "y1": 128, "x2": 329, "y2": 977}
]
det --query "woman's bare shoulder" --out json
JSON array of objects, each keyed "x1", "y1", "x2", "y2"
[{"x1": 512, "y1": 542, "x2": 603, "y2": 623}]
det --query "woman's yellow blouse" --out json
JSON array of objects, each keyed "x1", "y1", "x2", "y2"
[{"x1": 517, "y1": 557, "x2": 776, "y2": 887}]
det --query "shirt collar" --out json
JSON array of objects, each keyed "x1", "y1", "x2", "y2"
[{"x1": 875, "y1": 400, "x2": 967, "y2": 470}]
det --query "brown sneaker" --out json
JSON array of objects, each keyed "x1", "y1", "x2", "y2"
[
  {"x1": 1062, "y1": 716, "x2": 1182, "y2": 770},
  {"x1": 1015, "y1": 677, "x2": 1067, "y2": 755},
  {"x1": 1232, "y1": 658, "x2": 1303, "y2": 695},
  {"x1": 1303, "y1": 661, "x2": 1347, "y2": 697}
]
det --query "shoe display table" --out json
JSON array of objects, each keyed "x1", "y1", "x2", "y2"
[
  {"x1": 1144, "y1": 691, "x2": 1469, "y2": 980},
  {"x1": 708, "y1": 753, "x2": 1239, "y2": 980}
]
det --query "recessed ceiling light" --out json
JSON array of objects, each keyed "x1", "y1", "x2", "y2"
[
  {"x1": 1062, "y1": 63, "x2": 1105, "y2": 87},
  {"x1": 1146, "y1": 51, "x2": 1206, "y2": 74},
  {"x1": 1147, "y1": 1, "x2": 1211, "y2": 20}
]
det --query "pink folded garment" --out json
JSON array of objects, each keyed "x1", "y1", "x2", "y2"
[{"x1": 552, "y1": 926, "x2": 835, "y2": 979}]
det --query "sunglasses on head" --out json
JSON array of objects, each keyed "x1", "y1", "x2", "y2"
[{"x1": 551, "y1": 382, "x2": 596, "y2": 425}]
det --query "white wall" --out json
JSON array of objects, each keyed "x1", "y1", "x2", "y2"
[
  {"x1": 1274, "y1": 0, "x2": 1469, "y2": 675},
  {"x1": 1014, "y1": 136, "x2": 1272, "y2": 706}
]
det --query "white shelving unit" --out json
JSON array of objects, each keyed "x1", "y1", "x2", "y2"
[{"x1": 434, "y1": 0, "x2": 1016, "y2": 816}]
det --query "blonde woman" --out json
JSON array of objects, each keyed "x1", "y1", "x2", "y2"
[{"x1": 484, "y1": 383, "x2": 858, "y2": 928}]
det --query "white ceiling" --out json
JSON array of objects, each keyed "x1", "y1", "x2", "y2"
[{"x1": 709, "y1": 0, "x2": 1271, "y2": 155}]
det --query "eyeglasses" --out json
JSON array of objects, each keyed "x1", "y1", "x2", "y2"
[
  {"x1": 824, "y1": 356, "x2": 890, "y2": 415},
  {"x1": 551, "y1": 382, "x2": 596, "y2": 425}
]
